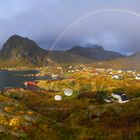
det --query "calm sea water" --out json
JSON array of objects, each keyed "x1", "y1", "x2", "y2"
[{"x1": 0, "y1": 70, "x2": 49, "y2": 89}]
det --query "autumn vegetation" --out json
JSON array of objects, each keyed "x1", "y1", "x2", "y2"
[{"x1": 0, "y1": 69, "x2": 140, "y2": 139}]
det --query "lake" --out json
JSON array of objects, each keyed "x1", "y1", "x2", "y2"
[{"x1": 0, "y1": 70, "x2": 50, "y2": 89}]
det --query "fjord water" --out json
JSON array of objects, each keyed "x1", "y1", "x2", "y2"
[{"x1": 0, "y1": 70, "x2": 47, "y2": 89}]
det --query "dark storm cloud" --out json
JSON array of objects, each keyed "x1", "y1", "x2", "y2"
[{"x1": 0, "y1": 0, "x2": 140, "y2": 54}]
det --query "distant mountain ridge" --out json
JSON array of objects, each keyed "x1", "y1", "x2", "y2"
[
  {"x1": 0, "y1": 35, "x2": 139, "y2": 68},
  {"x1": 92, "y1": 51, "x2": 140, "y2": 69},
  {"x1": 67, "y1": 45, "x2": 125, "y2": 61}
]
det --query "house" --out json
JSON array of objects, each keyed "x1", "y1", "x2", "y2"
[
  {"x1": 135, "y1": 75, "x2": 140, "y2": 80},
  {"x1": 127, "y1": 70, "x2": 133, "y2": 73},
  {"x1": 51, "y1": 74, "x2": 58, "y2": 80},
  {"x1": 106, "y1": 69, "x2": 113, "y2": 72},
  {"x1": 118, "y1": 70, "x2": 122, "y2": 73},
  {"x1": 54, "y1": 95, "x2": 62, "y2": 101},
  {"x1": 57, "y1": 67, "x2": 62, "y2": 70},
  {"x1": 64, "y1": 89, "x2": 73, "y2": 96},
  {"x1": 95, "y1": 68, "x2": 105, "y2": 72},
  {"x1": 111, "y1": 93, "x2": 129, "y2": 104},
  {"x1": 112, "y1": 75, "x2": 120, "y2": 79}
]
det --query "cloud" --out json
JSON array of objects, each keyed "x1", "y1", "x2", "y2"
[{"x1": 0, "y1": 0, "x2": 140, "y2": 54}]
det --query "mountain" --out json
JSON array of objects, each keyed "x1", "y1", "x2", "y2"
[
  {"x1": 1, "y1": 35, "x2": 137, "y2": 68},
  {"x1": 67, "y1": 45, "x2": 126, "y2": 61},
  {"x1": 92, "y1": 52, "x2": 140, "y2": 69},
  {"x1": 0, "y1": 35, "x2": 91, "y2": 67},
  {"x1": 0, "y1": 35, "x2": 48, "y2": 66}
]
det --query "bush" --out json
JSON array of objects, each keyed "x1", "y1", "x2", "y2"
[{"x1": 95, "y1": 90, "x2": 108, "y2": 104}]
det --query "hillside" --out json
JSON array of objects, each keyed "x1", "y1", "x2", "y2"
[
  {"x1": 0, "y1": 35, "x2": 48, "y2": 66},
  {"x1": 93, "y1": 52, "x2": 140, "y2": 69},
  {"x1": 47, "y1": 50, "x2": 91, "y2": 64},
  {"x1": 67, "y1": 45, "x2": 125, "y2": 61}
]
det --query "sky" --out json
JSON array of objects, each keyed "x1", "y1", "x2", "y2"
[{"x1": 0, "y1": 0, "x2": 140, "y2": 54}]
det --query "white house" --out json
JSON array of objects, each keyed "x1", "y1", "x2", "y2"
[
  {"x1": 51, "y1": 74, "x2": 58, "y2": 80},
  {"x1": 135, "y1": 75, "x2": 140, "y2": 80},
  {"x1": 64, "y1": 89, "x2": 73, "y2": 96},
  {"x1": 112, "y1": 75, "x2": 120, "y2": 79},
  {"x1": 54, "y1": 95, "x2": 62, "y2": 101},
  {"x1": 95, "y1": 68, "x2": 105, "y2": 72},
  {"x1": 111, "y1": 93, "x2": 129, "y2": 104},
  {"x1": 118, "y1": 70, "x2": 122, "y2": 73}
]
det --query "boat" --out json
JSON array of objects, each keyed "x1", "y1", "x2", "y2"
[{"x1": 24, "y1": 81, "x2": 37, "y2": 86}]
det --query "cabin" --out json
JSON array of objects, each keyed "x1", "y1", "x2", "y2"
[
  {"x1": 64, "y1": 89, "x2": 73, "y2": 96},
  {"x1": 57, "y1": 67, "x2": 62, "y2": 70},
  {"x1": 112, "y1": 75, "x2": 119, "y2": 79},
  {"x1": 118, "y1": 70, "x2": 122, "y2": 73},
  {"x1": 111, "y1": 93, "x2": 129, "y2": 104},
  {"x1": 135, "y1": 75, "x2": 140, "y2": 80},
  {"x1": 54, "y1": 95, "x2": 62, "y2": 101},
  {"x1": 51, "y1": 74, "x2": 58, "y2": 80},
  {"x1": 95, "y1": 68, "x2": 105, "y2": 72},
  {"x1": 106, "y1": 69, "x2": 113, "y2": 72}
]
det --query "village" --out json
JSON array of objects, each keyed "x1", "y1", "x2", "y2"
[
  {"x1": 37, "y1": 65, "x2": 140, "y2": 103},
  {"x1": 2, "y1": 64, "x2": 140, "y2": 105}
]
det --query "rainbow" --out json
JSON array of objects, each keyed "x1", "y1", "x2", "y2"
[{"x1": 50, "y1": 9, "x2": 140, "y2": 50}]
